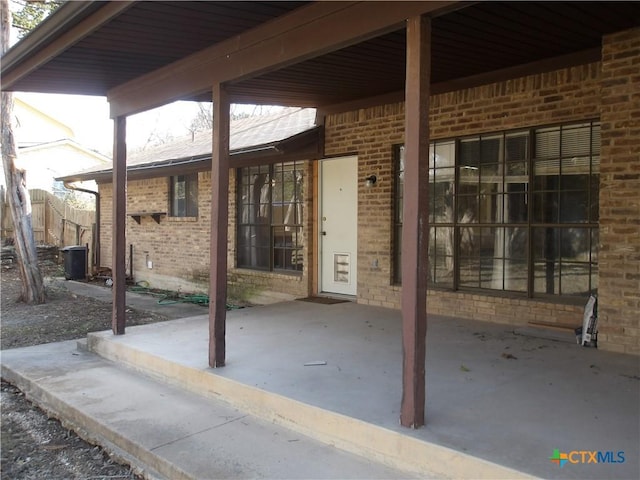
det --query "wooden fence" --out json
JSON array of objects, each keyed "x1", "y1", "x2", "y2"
[{"x1": 1, "y1": 188, "x2": 96, "y2": 268}]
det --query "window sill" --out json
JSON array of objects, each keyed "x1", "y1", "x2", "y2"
[
  {"x1": 232, "y1": 267, "x2": 303, "y2": 279},
  {"x1": 426, "y1": 286, "x2": 590, "y2": 307},
  {"x1": 166, "y1": 216, "x2": 198, "y2": 223}
]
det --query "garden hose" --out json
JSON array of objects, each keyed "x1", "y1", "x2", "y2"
[
  {"x1": 129, "y1": 282, "x2": 241, "y2": 309},
  {"x1": 157, "y1": 294, "x2": 209, "y2": 306}
]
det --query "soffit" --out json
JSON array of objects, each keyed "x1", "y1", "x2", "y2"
[
  {"x1": 3, "y1": 2, "x2": 639, "y2": 107},
  {"x1": 3, "y1": 1, "x2": 308, "y2": 96},
  {"x1": 229, "y1": 2, "x2": 640, "y2": 105}
]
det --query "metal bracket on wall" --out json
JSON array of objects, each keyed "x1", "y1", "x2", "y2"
[{"x1": 128, "y1": 212, "x2": 166, "y2": 225}]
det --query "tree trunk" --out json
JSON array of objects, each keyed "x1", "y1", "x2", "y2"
[{"x1": 1, "y1": 0, "x2": 46, "y2": 304}]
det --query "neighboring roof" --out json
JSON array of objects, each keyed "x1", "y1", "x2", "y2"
[
  {"x1": 58, "y1": 107, "x2": 319, "y2": 183},
  {"x1": 14, "y1": 97, "x2": 75, "y2": 139},
  {"x1": 19, "y1": 138, "x2": 111, "y2": 164}
]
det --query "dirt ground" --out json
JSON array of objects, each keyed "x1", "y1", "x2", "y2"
[{"x1": 1, "y1": 260, "x2": 170, "y2": 479}]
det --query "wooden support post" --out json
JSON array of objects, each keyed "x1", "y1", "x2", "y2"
[
  {"x1": 400, "y1": 15, "x2": 431, "y2": 428},
  {"x1": 112, "y1": 116, "x2": 127, "y2": 335},
  {"x1": 209, "y1": 84, "x2": 230, "y2": 367}
]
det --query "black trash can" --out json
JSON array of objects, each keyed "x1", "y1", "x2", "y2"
[{"x1": 61, "y1": 246, "x2": 87, "y2": 280}]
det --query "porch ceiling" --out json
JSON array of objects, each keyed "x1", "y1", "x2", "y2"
[
  {"x1": 3, "y1": 1, "x2": 639, "y2": 109},
  {"x1": 2, "y1": 1, "x2": 309, "y2": 97},
  {"x1": 233, "y1": 1, "x2": 640, "y2": 106}
]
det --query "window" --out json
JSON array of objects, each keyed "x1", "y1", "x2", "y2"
[
  {"x1": 454, "y1": 132, "x2": 529, "y2": 292},
  {"x1": 392, "y1": 145, "x2": 404, "y2": 284},
  {"x1": 237, "y1": 161, "x2": 304, "y2": 272},
  {"x1": 531, "y1": 123, "x2": 600, "y2": 296},
  {"x1": 393, "y1": 120, "x2": 599, "y2": 298},
  {"x1": 428, "y1": 139, "x2": 457, "y2": 289},
  {"x1": 170, "y1": 173, "x2": 198, "y2": 217}
]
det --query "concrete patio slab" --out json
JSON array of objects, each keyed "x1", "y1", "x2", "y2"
[
  {"x1": 83, "y1": 301, "x2": 639, "y2": 480},
  {"x1": 3, "y1": 294, "x2": 638, "y2": 479},
  {"x1": 1, "y1": 341, "x2": 423, "y2": 480}
]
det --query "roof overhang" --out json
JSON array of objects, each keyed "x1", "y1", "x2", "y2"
[
  {"x1": 2, "y1": 2, "x2": 134, "y2": 94},
  {"x1": 3, "y1": 2, "x2": 639, "y2": 119}
]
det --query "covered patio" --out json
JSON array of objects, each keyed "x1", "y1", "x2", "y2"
[
  {"x1": 78, "y1": 301, "x2": 639, "y2": 480},
  {"x1": 3, "y1": 1, "x2": 639, "y2": 459}
]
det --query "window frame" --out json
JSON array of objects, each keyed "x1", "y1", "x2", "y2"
[
  {"x1": 392, "y1": 145, "x2": 404, "y2": 285},
  {"x1": 236, "y1": 161, "x2": 304, "y2": 274},
  {"x1": 169, "y1": 173, "x2": 198, "y2": 218},
  {"x1": 392, "y1": 120, "x2": 600, "y2": 299}
]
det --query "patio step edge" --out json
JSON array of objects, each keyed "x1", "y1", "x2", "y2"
[
  {"x1": 1, "y1": 360, "x2": 190, "y2": 480},
  {"x1": 87, "y1": 331, "x2": 537, "y2": 480}
]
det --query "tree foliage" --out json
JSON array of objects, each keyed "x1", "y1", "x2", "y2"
[{"x1": 12, "y1": 0, "x2": 62, "y2": 39}]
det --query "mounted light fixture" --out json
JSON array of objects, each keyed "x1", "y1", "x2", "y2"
[{"x1": 365, "y1": 174, "x2": 377, "y2": 187}]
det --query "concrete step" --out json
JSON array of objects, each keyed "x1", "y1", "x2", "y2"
[
  {"x1": 86, "y1": 326, "x2": 532, "y2": 480},
  {"x1": 1, "y1": 341, "x2": 422, "y2": 480}
]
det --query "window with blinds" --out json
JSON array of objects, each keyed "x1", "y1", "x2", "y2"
[
  {"x1": 532, "y1": 121, "x2": 599, "y2": 296},
  {"x1": 392, "y1": 120, "x2": 599, "y2": 298}
]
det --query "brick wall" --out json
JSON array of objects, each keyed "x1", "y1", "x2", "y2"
[
  {"x1": 598, "y1": 28, "x2": 640, "y2": 355},
  {"x1": 96, "y1": 28, "x2": 639, "y2": 353},
  {"x1": 100, "y1": 182, "x2": 112, "y2": 269},
  {"x1": 100, "y1": 174, "x2": 213, "y2": 293},
  {"x1": 325, "y1": 51, "x2": 640, "y2": 354},
  {"x1": 325, "y1": 104, "x2": 406, "y2": 307}
]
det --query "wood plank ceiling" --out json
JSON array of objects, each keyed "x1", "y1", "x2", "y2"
[
  {"x1": 4, "y1": 1, "x2": 639, "y2": 108},
  {"x1": 232, "y1": 1, "x2": 640, "y2": 106},
  {"x1": 6, "y1": 1, "x2": 308, "y2": 96}
]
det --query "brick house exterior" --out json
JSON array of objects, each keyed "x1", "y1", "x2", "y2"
[
  {"x1": 82, "y1": 27, "x2": 638, "y2": 355},
  {"x1": 98, "y1": 165, "x2": 315, "y2": 304}
]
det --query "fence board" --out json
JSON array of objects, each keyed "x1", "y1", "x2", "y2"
[
  {"x1": 1, "y1": 189, "x2": 96, "y2": 269},
  {"x1": 31, "y1": 199, "x2": 46, "y2": 243}
]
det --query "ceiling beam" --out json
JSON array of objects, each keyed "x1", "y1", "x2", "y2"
[
  {"x1": 1, "y1": 1, "x2": 134, "y2": 91},
  {"x1": 108, "y1": 1, "x2": 461, "y2": 118}
]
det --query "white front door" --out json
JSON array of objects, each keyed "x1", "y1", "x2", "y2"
[{"x1": 320, "y1": 156, "x2": 358, "y2": 296}]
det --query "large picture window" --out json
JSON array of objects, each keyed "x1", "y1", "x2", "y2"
[
  {"x1": 393, "y1": 120, "x2": 599, "y2": 298},
  {"x1": 170, "y1": 173, "x2": 198, "y2": 217},
  {"x1": 237, "y1": 161, "x2": 304, "y2": 272}
]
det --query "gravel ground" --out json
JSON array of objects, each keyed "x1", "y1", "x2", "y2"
[
  {"x1": 1, "y1": 381, "x2": 140, "y2": 480},
  {"x1": 1, "y1": 260, "x2": 170, "y2": 480}
]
